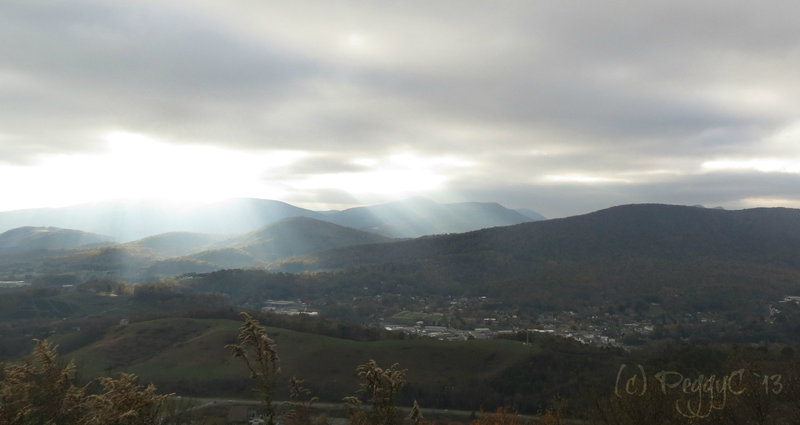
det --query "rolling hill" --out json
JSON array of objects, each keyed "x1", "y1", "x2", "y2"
[
  {"x1": 125, "y1": 232, "x2": 230, "y2": 258},
  {"x1": 1, "y1": 217, "x2": 394, "y2": 281},
  {"x1": 0, "y1": 226, "x2": 113, "y2": 254},
  {"x1": 0, "y1": 198, "x2": 323, "y2": 242},
  {"x1": 56, "y1": 315, "x2": 619, "y2": 412},
  {"x1": 212, "y1": 216, "x2": 394, "y2": 262},
  {"x1": 177, "y1": 217, "x2": 394, "y2": 268}
]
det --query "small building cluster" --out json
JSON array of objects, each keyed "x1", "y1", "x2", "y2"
[{"x1": 261, "y1": 299, "x2": 319, "y2": 316}]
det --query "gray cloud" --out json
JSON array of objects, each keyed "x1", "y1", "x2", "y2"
[
  {"x1": 282, "y1": 189, "x2": 361, "y2": 211},
  {"x1": 448, "y1": 171, "x2": 800, "y2": 218},
  {"x1": 0, "y1": 0, "x2": 320, "y2": 158},
  {"x1": 0, "y1": 2, "x2": 315, "y2": 96},
  {"x1": 269, "y1": 155, "x2": 370, "y2": 176},
  {"x1": 2, "y1": 0, "x2": 800, "y2": 215}
]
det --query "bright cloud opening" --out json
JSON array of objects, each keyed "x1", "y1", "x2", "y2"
[
  {"x1": 543, "y1": 174, "x2": 630, "y2": 184},
  {"x1": 338, "y1": 31, "x2": 378, "y2": 59},
  {"x1": 346, "y1": 33, "x2": 365, "y2": 48},
  {"x1": 288, "y1": 152, "x2": 473, "y2": 197},
  {"x1": 701, "y1": 158, "x2": 800, "y2": 174},
  {"x1": 738, "y1": 197, "x2": 800, "y2": 209},
  {"x1": 0, "y1": 132, "x2": 309, "y2": 211}
]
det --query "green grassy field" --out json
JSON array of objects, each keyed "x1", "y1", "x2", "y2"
[
  {"x1": 55, "y1": 316, "x2": 568, "y2": 411},
  {"x1": 35, "y1": 313, "x2": 800, "y2": 419}
]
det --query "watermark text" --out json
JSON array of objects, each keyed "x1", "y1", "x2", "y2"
[{"x1": 614, "y1": 364, "x2": 784, "y2": 419}]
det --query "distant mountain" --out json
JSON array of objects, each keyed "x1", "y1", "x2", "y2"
[
  {"x1": 4, "y1": 217, "x2": 393, "y2": 281},
  {"x1": 0, "y1": 198, "x2": 541, "y2": 241},
  {"x1": 0, "y1": 198, "x2": 322, "y2": 242},
  {"x1": 38, "y1": 245, "x2": 162, "y2": 277},
  {"x1": 126, "y1": 232, "x2": 230, "y2": 258},
  {"x1": 195, "y1": 216, "x2": 394, "y2": 266},
  {"x1": 691, "y1": 204, "x2": 726, "y2": 210},
  {"x1": 183, "y1": 248, "x2": 258, "y2": 269},
  {"x1": 0, "y1": 227, "x2": 113, "y2": 254},
  {"x1": 290, "y1": 204, "x2": 800, "y2": 268},
  {"x1": 515, "y1": 208, "x2": 546, "y2": 220},
  {"x1": 186, "y1": 198, "x2": 324, "y2": 235},
  {"x1": 322, "y1": 198, "x2": 536, "y2": 237}
]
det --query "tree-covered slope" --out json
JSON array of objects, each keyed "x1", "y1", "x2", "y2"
[
  {"x1": 214, "y1": 216, "x2": 394, "y2": 263},
  {"x1": 288, "y1": 204, "x2": 800, "y2": 269},
  {"x1": 125, "y1": 232, "x2": 230, "y2": 258},
  {"x1": 271, "y1": 204, "x2": 800, "y2": 315}
]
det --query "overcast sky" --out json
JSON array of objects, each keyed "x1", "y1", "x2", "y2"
[{"x1": 2, "y1": 0, "x2": 800, "y2": 218}]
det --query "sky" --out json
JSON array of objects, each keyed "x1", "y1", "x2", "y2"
[{"x1": 2, "y1": 1, "x2": 800, "y2": 218}]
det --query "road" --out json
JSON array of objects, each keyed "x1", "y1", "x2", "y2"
[{"x1": 176, "y1": 396, "x2": 586, "y2": 424}]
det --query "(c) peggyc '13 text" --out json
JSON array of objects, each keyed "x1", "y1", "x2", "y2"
[{"x1": 614, "y1": 364, "x2": 784, "y2": 419}]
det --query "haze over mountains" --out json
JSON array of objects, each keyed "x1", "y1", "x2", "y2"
[
  {"x1": 0, "y1": 217, "x2": 393, "y2": 279},
  {"x1": 0, "y1": 197, "x2": 540, "y2": 241},
  {"x1": 2, "y1": 201, "x2": 800, "y2": 314},
  {"x1": 0, "y1": 198, "x2": 540, "y2": 281}
]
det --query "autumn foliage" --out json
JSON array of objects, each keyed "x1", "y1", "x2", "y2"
[{"x1": 0, "y1": 340, "x2": 169, "y2": 425}]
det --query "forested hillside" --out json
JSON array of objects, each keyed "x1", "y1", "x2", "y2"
[{"x1": 273, "y1": 204, "x2": 800, "y2": 318}]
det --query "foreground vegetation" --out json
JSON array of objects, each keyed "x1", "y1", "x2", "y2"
[
  {"x1": 0, "y1": 340, "x2": 168, "y2": 425},
  {"x1": 2, "y1": 308, "x2": 800, "y2": 424}
]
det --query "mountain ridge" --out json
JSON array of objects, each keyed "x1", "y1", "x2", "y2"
[
  {"x1": 322, "y1": 198, "x2": 536, "y2": 237},
  {"x1": 228, "y1": 203, "x2": 800, "y2": 327},
  {"x1": 0, "y1": 198, "x2": 542, "y2": 241},
  {"x1": 287, "y1": 203, "x2": 800, "y2": 270},
  {"x1": 188, "y1": 216, "x2": 394, "y2": 267},
  {"x1": 0, "y1": 226, "x2": 114, "y2": 254}
]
